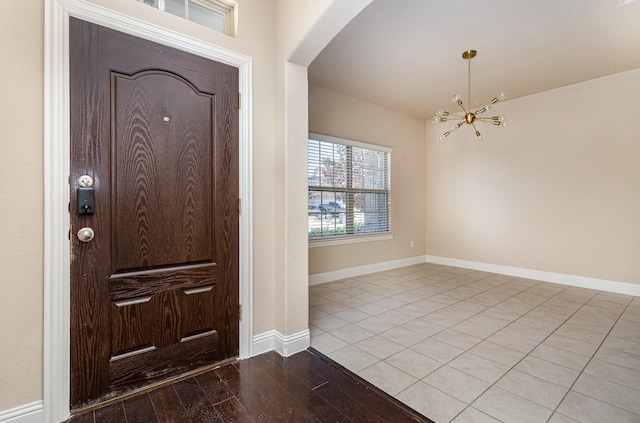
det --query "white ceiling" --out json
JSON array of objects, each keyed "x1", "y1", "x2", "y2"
[{"x1": 308, "y1": 0, "x2": 640, "y2": 121}]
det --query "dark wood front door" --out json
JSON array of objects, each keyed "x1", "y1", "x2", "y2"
[{"x1": 69, "y1": 18, "x2": 239, "y2": 409}]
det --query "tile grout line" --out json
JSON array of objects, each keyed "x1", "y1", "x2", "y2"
[
  {"x1": 404, "y1": 270, "x2": 549, "y2": 422},
  {"x1": 317, "y1": 269, "x2": 545, "y2": 422},
  {"x1": 449, "y1": 283, "x2": 594, "y2": 422},
  {"x1": 314, "y1": 269, "x2": 513, "y2": 418},
  {"x1": 544, "y1": 297, "x2": 639, "y2": 422},
  {"x1": 311, "y1": 265, "x2": 639, "y2": 422}
]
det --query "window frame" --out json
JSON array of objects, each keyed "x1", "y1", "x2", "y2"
[
  {"x1": 308, "y1": 133, "x2": 393, "y2": 247},
  {"x1": 138, "y1": 0, "x2": 236, "y2": 36}
]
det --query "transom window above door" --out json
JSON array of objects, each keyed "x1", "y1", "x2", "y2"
[{"x1": 137, "y1": 0, "x2": 236, "y2": 35}]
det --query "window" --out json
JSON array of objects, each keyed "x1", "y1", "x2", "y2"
[
  {"x1": 138, "y1": 0, "x2": 236, "y2": 35},
  {"x1": 308, "y1": 133, "x2": 392, "y2": 243}
]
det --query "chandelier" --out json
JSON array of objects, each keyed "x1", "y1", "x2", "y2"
[{"x1": 432, "y1": 50, "x2": 508, "y2": 141}]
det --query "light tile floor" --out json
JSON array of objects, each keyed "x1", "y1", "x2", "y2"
[{"x1": 309, "y1": 263, "x2": 640, "y2": 423}]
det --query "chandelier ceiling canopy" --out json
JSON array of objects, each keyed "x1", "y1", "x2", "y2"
[{"x1": 432, "y1": 50, "x2": 508, "y2": 141}]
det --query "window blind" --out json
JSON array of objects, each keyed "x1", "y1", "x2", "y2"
[{"x1": 308, "y1": 133, "x2": 391, "y2": 240}]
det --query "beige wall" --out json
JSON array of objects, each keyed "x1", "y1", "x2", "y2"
[
  {"x1": 308, "y1": 84, "x2": 426, "y2": 275},
  {"x1": 425, "y1": 68, "x2": 640, "y2": 285},
  {"x1": 0, "y1": 0, "x2": 45, "y2": 410}
]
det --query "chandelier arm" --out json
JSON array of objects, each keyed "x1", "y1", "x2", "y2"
[
  {"x1": 473, "y1": 117, "x2": 507, "y2": 127},
  {"x1": 457, "y1": 101, "x2": 470, "y2": 115},
  {"x1": 437, "y1": 117, "x2": 468, "y2": 140},
  {"x1": 449, "y1": 120, "x2": 464, "y2": 132},
  {"x1": 474, "y1": 103, "x2": 492, "y2": 116},
  {"x1": 470, "y1": 121, "x2": 482, "y2": 140},
  {"x1": 443, "y1": 111, "x2": 469, "y2": 118}
]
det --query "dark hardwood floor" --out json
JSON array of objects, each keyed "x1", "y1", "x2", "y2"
[{"x1": 66, "y1": 348, "x2": 433, "y2": 423}]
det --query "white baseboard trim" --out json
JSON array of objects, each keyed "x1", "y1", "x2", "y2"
[
  {"x1": 308, "y1": 254, "x2": 639, "y2": 295},
  {"x1": 309, "y1": 255, "x2": 427, "y2": 285},
  {"x1": 252, "y1": 329, "x2": 310, "y2": 358},
  {"x1": 0, "y1": 402, "x2": 43, "y2": 423},
  {"x1": 251, "y1": 330, "x2": 277, "y2": 356},
  {"x1": 426, "y1": 255, "x2": 640, "y2": 296}
]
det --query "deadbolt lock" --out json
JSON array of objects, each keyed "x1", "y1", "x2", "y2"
[
  {"x1": 77, "y1": 175, "x2": 94, "y2": 187},
  {"x1": 77, "y1": 175, "x2": 95, "y2": 215}
]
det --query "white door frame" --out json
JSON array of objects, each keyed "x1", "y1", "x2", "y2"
[{"x1": 44, "y1": 1, "x2": 253, "y2": 421}]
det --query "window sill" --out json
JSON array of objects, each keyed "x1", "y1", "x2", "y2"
[{"x1": 309, "y1": 233, "x2": 394, "y2": 248}]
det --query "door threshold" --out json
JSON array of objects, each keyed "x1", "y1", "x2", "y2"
[{"x1": 70, "y1": 356, "x2": 239, "y2": 416}]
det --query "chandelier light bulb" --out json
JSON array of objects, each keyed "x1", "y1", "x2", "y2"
[
  {"x1": 437, "y1": 135, "x2": 446, "y2": 141},
  {"x1": 453, "y1": 94, "x2": 462, "y2": 103},
  {"x1": 435, "y1": 109, "x2": 445, "y2": 117},
  {"x1": 432, "y1": 116, "x2": 441, "y2": 124},
  {"x1": 498, "y1": 91, "x2": 508, "y2": 101},
  {"x1": 476, "y1": 105, "x2": 491, "y2": 115}
]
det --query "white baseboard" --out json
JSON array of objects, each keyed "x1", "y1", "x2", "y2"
[
  {"x1": 252, "y1": 329, "x2": 310, "y2": 357},
  {"x1": 426, "y1": 255, "x2": 640, "y2": 296},
  {"x1": 251, "y1": 330, "x2": 278, "y2": 356},
  {"x1": 308, "y1": 254, "x2": 639, "y2": 295},
  {"x1": 309, "y1": 255, "x2": 427, "y2": 285},
  {"x1": 0, "y1": 402, "x2": 43, "y2": 423}
]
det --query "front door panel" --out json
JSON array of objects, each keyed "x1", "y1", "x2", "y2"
[{"x1": 69, "y1": 18, "x2": 239, "y2": 409}]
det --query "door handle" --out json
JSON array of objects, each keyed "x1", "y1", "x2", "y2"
[{"x1": 77, "y1": 227, "x2": 95, "y2": 243}]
